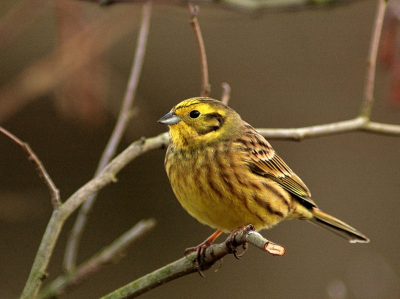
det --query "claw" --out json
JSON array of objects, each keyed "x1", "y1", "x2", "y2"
[
  {"x1": 226, "y1": 224, "x2": 255, "y2": 258},
  {"x1": 185, "y1": 229, "x2": 223, "y2": 276},
  {"x1": 233, "y1": 242, "x2": 248, "y2": 259},
  {"x1": 185, "y1": 244, "x2": 207, "y2": 276},
  {"x1": 214, "y1": 258, "x2": 223, "y2": 273}
]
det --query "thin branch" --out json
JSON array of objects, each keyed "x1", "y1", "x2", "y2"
[
  {"x1": 257, "y1": 117, "x2": 367, "y2": 140},
  {"x1": 189, "y1": 3, "x2": 211, "y2": 97},
  {"x1": 39, "y1": 219, "x2": 156, "y2": 299},
  {"x1": 16, "y1": 2, "x2": 398, "y2": 298},
  {"x1": 0, "y1": 126, "x2": 61, "y2": 208},
  {"x1": 99, "y1": 227, "x2": 285, "y2": 299},
  {"x1": 256, "y1": 117, "x2": 400, "y2": 140},
  {"x1": 363, "y1": 121, "x2": 400, "y2": 136},
  {"x1": 360, "y1": 0, "x2": 388, "y2": 118},
  {"x1": 16, "y1": 119, "x2": 400, "y2": 298},
  {"x1": 63, "y1": 0, "x2": 152, "y2": 273},
  {"x1": 19, "y1": 132, "x2": 169, "y2": 299},
  {"x1": 220, "y1": 82, "x2": 231, "y2": 105}
]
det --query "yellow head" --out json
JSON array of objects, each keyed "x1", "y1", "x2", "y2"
[{"x1": 158, "y1": 97, "x2": 242, "y2": 149}]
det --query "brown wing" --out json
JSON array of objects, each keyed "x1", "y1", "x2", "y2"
[{"x1": 236, "y1": 125, "x2": 317, "y2": 208}]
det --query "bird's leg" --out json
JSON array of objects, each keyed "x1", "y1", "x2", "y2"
[
  {"x1": 184, "y1": 229, "x2": 223, "y2": 276},
  {"x1": 225, "y1": 224, "x2": 255, "y2": 259}
]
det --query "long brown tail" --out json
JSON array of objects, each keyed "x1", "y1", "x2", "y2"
[{"x1": 309, "y1": 208, "x2": 369, "y2": 243}]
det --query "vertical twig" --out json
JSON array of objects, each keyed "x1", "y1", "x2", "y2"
[
  {"x1": 360, "y1": 0, "x2": 388, "y2": 118},
  {"x1": 0, "y1": 126, "x2": 61, "y2": 208},
  {"x1": 63, "y1": 0, "x2": 152, "y2": 273},
  {"x1": 188, "y1": 3, "x2": 211, "y2": 97},
  {"x1": 220, "y1": 82, "x2": 231, "y2": 105}
]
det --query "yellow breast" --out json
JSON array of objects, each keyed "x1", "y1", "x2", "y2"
[{"x1": 165, "y1": 141, "x2": 295, "y2": 232}]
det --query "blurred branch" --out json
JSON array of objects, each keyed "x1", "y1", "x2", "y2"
[
  {"x1": 77, "y1": 0, "x2": 364, "y2": 12},
  {"x1": 256, "y1": 0, "x2": 399, "y2": 140},
  {"x1": 54, "y1": 0, "x2": 110, "y2": 125},
  {"x1": 189, "y1": 3, "x2": 211, "y2": 97},
  {"x1": 18, "y1": 115, "x2": 399, "y2": 299},
  {"x1": 99, "y1": 226, "x2": 284, "y2": 299},
  {"x1": 12, "y1": 0, "x2": 399, "y2": 298},
  {"x1": 220, "y1": 82, "x2": 231, "y2": 105},
  {"x1": 19, "y1": 132, "x2": 169, "y2": 299},
  {"x1": 63, "y1": 0, "x2": 152, "y2": 274},
  {"x1": 360, "y1": 0, "x2": 388, "y2": 118},
  {"x1": 39, "y1": 219, "x2": 156, "y2": 299},
  {"x1": 0, "y1": 3, "x2": 139, "y2": 123},
  {"x1": 0, "y1": 126, "x2": 61, "y2": 208}
]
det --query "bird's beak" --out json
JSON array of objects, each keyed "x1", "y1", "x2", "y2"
[{"x1": 158, "y1": 112, "x2": 181, "y2": 125}]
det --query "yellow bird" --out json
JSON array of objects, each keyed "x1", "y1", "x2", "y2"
[{"x1": 158, "y1": 97, "x2": 369, "y2": 265}]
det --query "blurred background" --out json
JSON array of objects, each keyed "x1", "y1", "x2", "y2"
[{"x1": 0, "y1": 0, "x2": 399, "y2": 298}]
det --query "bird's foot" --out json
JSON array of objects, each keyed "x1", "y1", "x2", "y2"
[
  {"x1": 225, "y1": 224, "x2": 255, "y2": 259},
  {"x1": 184, "y1": 229, "x2": 223, "y2": 277},
  {"x1": 184, "y1": 242, "x2": 210, "y2": 277}
]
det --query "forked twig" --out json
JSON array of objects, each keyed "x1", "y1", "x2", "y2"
[
  {"x1": 15, "y1": 1, "x2": 399, "y2": 299},
  {"x1": 63, "y1": 0, "x2": 152, "y2": 273},
  {"x1": 19, "y1": 132, "x2": 168, "y2": 299},
  {"x1": 258, "y1": 0, "x2": 395, "y2": 140}
]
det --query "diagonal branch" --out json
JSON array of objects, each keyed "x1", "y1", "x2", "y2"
[
  {"x1": 19, "y1": 132, "x2": 168, "y2": 299},
  {"x1": 0, "y1": 3, "x2": 139, "y2": 124},
  {"x1": 99, "y1": 227, "x2": 284, "y2": 299},
  {"x1": 39, "y1": 219, "x2": 156, "y2": 299},
  {"x1": 0, "y1": 126, "x2": 61, "y2": 208},
  {"x1": 63, "y1": 0, "x2": 152, "y2": 273},
  {"x1": 15, "y1": 1, "x2": 398, "y2": 299}
]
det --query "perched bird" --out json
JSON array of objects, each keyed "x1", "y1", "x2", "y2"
[{"x1": 158, "y1": 97, "x2": 369, "y2": 265}]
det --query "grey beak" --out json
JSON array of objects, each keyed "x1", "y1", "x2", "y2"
[{"x1": 158, "y1": 112, "x2": 181, "y2": 125}]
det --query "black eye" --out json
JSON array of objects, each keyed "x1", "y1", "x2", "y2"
[{"x1": 189, "y1": 110, "x2": 200, "y2": 118}]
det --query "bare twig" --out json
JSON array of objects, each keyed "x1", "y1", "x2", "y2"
[
  {"x1": 15, "y1": 1, "x2": 398, "y2": 299},
  {"x1": 257, "y1": 117, "x2": 400, "y2": 140},
  {"x1": 63, "y1": 0, "x2": 152, "y2": 273},
  {"x1": 15, "y1": 118, "x2": 400, "y2": 298},
  {"x1": 220, "y1": 82, "x2": 231, "y2": 105},
  {"x1": 99, "y1": 227, "x2": 284, "y2": 299},
  {"x1": 39, "y1": 219, "x2": 156, "y2": 299},
  {"x1": 256, "y1": 0, "x2": 393, "y2": 140},
  {"x1": 360, "y1": 0, "x2": 388, "y2": 118},
  {"x1": 19, "y1": 132, "x2": 169, "y2": 299},
  {"x1": 0, "y1": 126, "x2": 61, "y2": 208},
  {"x1": 189, "y1": 3, "x2": 211, "y2": 97}
]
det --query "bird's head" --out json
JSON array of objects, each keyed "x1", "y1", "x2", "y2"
[{"x1": 158, "y1": 97, "x2": 242, "y2": 148}]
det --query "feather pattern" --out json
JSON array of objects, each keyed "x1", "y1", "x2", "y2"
[{"x1": 160, "y1": 97, "x2": 369, "y2": 245}]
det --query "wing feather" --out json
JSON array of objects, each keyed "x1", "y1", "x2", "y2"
[{"x1": 236, "y1": 126, "x2": 317, "y2": 208}]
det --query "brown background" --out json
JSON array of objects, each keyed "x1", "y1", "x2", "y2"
[{"x1": 1, "y1": 1, "x2": 399, "y2": 298}]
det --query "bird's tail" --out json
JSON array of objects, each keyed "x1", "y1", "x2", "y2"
[{"x1": 309, "y1": 208, "x2": 369, "y2": 243}]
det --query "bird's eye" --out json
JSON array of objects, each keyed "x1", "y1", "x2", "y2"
[{"x1": 189, "y1": 110, "x2": 200, "y2": 119}]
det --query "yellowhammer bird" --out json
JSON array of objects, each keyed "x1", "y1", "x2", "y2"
[{"x1": 158, "y1": 97, "x2": 369, "y2": 265}]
